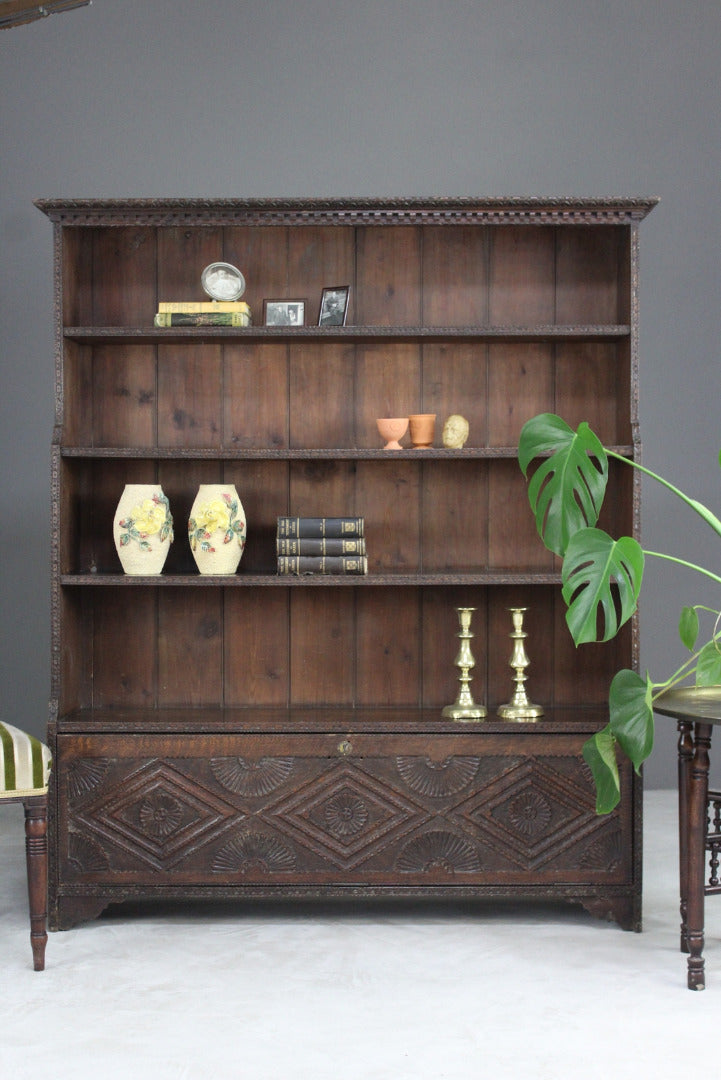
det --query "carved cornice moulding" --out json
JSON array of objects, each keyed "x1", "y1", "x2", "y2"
[{"x1": 35, "y1": 196, "x2": 660, "y2": 228}]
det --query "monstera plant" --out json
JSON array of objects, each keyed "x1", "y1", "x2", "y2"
[{"x1": 519, "y1": 413, "x2": 721, "y2": 814}]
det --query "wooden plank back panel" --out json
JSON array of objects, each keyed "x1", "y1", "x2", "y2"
[
  {"x1": 356, "y1": 589, "x2": 420, "y2": 705},
  {"x1": 225, "y1": 590, "x2": 290, "y2": 706},
  {"x1": 289, "y1": 344, "x2": 355, "y2": 449},
  {"x1": 91, "y1": 588, "x2": 157, "y2": 708},
  {"x1": 486, "y1": 586, "x2": 555, "y2": 709},
  {"x1": 355, "y1": 460, "x2": 419, "y2": 571},
  {"x1": 225, "y1": 344, "x2": 288, "y2": 449},
  {"x1": 421, "y1": 460, "x2": 488, "y2": 572},
  {"x1": 422, "y1": 343, "x2": 488, "y2": 447},
  {"x1": 555, "y1": 343, "x2": 624, "y2": 444},
  {"x1": 157, "y1": 227, "x2": 223, "y2": 302},
  {"x1": 290, "y1": 590, "x2": 355, "y2": 705},
  {"x1": 287, "y1": 226, "x2": 356, "y2": 325},
  {"x1": 354, "y1": 343, "x2": 420, "y2": 449},
  {"x1": 488, "y1": 227, "x2": 555, "y2": 325},
  {"x1": 158, "y1": 344, "x2": 223, "y2": 449},
  {"x1": 487, "y1": 344, "x2": 554, "y2": 446},
  {"x1": 224, "y1": 226, "x2": 290, "y2": 321},
  {"x1": 555, "y1": 226, "x2": 621, "y2": 324},
  {"x1": 422, "y1": 226, "x2": 488, "y2": 326},
  {"x1": 158, "y1": 589, "x2": 223, "y2": 707},
  {"x1": 488, "y1": 461, "x2": 553, "y2": 571},
  {"x1": 421, "y1": 585, "x2": 488, "y2": 709},
  {"x1": 92, "y1": 344, "x2": 156, "y2": 448},
  {"x1": 234, "y1": 461, "x2": 287, "y2": 575},
  {"x1": 91, "y1": 227, "x2": 157, "y2": 324},
  {"x1": 355, "y1": 227, "x2": 422, "y2": 326}
]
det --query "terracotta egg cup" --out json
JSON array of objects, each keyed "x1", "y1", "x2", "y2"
[{"x1": 376, "y1": 417, "x2": 409, "y2": 450}]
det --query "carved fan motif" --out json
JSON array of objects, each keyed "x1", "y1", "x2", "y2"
[
  {"x1": 580, "y1": 830, "x2": 623, "y2": 871},
  {"x1": 67, "y1": 758, "x2": 111, "y2": 802},
  {"x1": 395, "y1": 755, "x2": 481, "y2": 798},
  {"x1": 68, "y1": 832, "x2": 110, "y2": 873},
  {"x1": 212, "y1": 831, "x2": 297, "y2": 874},
  {"x1": 210, "y1": 756, "x2": 294, "y2": 797},
  {"x1": 396, "y1": 830, "x2": 482, "y2": 873}
]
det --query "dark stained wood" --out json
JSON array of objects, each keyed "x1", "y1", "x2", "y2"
[
  {"x1": 39, "y1": 197, "x2": 655, "y2": 932},
  {"x1": 487, "y1": 344, "x2": 554, "y2": 446},
  {"x1": 157, "y1": 344, "x2": 223, "y2": 449},
  {"x1": 489, "y1": 226, "x2": 555, "y2": 325}
]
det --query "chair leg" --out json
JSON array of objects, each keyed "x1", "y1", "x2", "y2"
[{"x1": 23, "y1": 796, "x2": 48, "y2": 971}]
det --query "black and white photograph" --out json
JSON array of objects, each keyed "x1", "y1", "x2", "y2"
[
  {"x1": 318, "y1": 285, "x2": 350, "y2": 326},
  {"x1": 263, "y1": 299, "x2": 306, "y2": 326}
]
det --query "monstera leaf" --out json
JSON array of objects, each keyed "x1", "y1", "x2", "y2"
[
  {"x1": 583, "y1": 669, "x2": 654, "y2": 813},
  {"x1": 562, "y1": 528, "x2": 645, "y2": 645},
  {"x1": 518, "y1": 413, "x2": 608, "y2": 557}
]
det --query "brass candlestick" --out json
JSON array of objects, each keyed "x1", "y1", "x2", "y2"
[
  {"x1": 497, "y1": 607, "x2": 544, "y2": 721},
  {"x1": 442, "y1": 606, "x2": 487, "y2": 721}
]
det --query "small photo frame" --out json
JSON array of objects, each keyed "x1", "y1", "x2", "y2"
[
  {"x1": 318, "y1": 286, "x2": 350, "y2": 327},
  {"x1": 263, "y1": 299, "x2": 306, "y2": 326}
]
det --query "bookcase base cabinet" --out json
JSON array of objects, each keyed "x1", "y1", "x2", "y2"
[{"x1": 52, "y1": 723, "x2": 639, "y2": 932}]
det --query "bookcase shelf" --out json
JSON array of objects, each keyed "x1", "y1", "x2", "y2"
[
  {"x1": 40, "y1": 195, "x2": 656, "y2": 933},
  {"x1": 64, "y1": 324, "x2": 632, "y2": 345}
]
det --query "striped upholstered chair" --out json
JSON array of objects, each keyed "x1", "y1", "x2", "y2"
[{"x1": 0, "y1": 722, "x2": 51, "y2": 969}]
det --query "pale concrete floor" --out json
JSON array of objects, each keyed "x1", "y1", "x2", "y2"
[{"x1": 1, "y1": 790, "x2": 719, "y2": 1080}]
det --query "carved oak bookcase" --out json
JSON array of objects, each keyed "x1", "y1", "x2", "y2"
[{"x1": 37, "y1": 197, "x2": 656, "y2": 932}]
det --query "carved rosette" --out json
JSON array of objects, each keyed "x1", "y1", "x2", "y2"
[
  {"x1": 395, "y1": 831, "x2": 482, "y2": 874},
  {"x1": 323, "y1": 789, "x2": 369, "y2": 837},
  {"x1": 138, "y1": 793, "x2": 183, "y2": 838},
  {"x1": 395, "y1": 755, "x2": 480, "y2": 798},
  {"x1": 210, "y1": 756, "x2": 294, "y2": 798},
  {"x1": 507, "y1": 791, "x2": 552, "y2": 838},
  {"x1": 212, "y1": 831, "x2": 296, "y2": 874}
]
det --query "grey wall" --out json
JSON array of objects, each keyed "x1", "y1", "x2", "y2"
[{"x1": 1, "y1": 0, "x2": 720, "y2": 787}]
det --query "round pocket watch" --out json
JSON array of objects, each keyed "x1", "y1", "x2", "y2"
[{"x1": 201, "y1": 262, "x2": 246, "y2": 302}]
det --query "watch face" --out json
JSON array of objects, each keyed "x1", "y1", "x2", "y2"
[{"x1": 201, "y1": 262, "x2": 246, "y2": 301}]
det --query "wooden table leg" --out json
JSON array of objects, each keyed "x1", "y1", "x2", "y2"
[
  {"x1": 686, "y1": 722, "x2": 712, "y2": 990},
  {"x1": 23, "y1": 795, "x2": 48, "y2": 972},
  {"x1": 678, "y1": 719, "x2": 694, "y2": 953}
]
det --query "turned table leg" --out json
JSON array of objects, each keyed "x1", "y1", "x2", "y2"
[
  {"x1": 686, "y1": 722, "x2": 712, "y2": 990},
  {"x1": 23, "y1": 795, "x2": 48, "y2": 971},
  {"x1": 678, "y1": 719, "x2": 694, "y2": 953}
]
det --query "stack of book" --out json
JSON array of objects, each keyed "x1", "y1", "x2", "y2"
[
  {"x1": 276, "y1": 516, "x2": 368, "y2": 575},
  {"x1": 154, "y1": 301, "x2": 252, "y2": 327}
]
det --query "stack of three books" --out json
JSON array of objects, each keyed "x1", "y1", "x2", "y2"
[{"x1": 276, "y1": 517, "x2": 368, "y2": 575}]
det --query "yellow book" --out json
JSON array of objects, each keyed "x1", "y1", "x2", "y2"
[{"x1": 158, "y1": 301, "x2": 251, "y2": 313}]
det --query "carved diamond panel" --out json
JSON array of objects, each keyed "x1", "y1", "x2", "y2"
[
  {"x1": 73, "y1": 761, "x2": 239, "y2": 869},
  {"x1": 455, "y1": 758, "x2": 598, "y2": 870},
  {"x1": 265, "y1": 761, "x2": 430, "y2": 869}
]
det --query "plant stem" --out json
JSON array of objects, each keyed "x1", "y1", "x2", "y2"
[
  {"x1": 607, "y1": 450, "x2": 721, "y2": 541},
  {"x1": 651, "y1": 629, "x2": 721, "y2": 700},
  {"x1": 643, "y1": 550, "x2": 721, "y2": 588}
]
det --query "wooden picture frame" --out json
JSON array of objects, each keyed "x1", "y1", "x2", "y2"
[
  {"x1": 263, "y1": 299, "x2": 306, "y2": 326},
  {"x1": 318, "y1": 286, "x2": 350, "y2": 326}
]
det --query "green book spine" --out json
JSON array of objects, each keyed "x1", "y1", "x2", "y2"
[{"x1": 154, "y1": 311, "x2": 252, "y2": 327}]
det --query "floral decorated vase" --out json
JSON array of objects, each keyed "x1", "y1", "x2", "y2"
[
  {"x1": 113, "y1": 484, "x2": 174, "y2": 575},
  {"x1": 188, "y1": 484, "x2": 246, "y2": 575}
]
